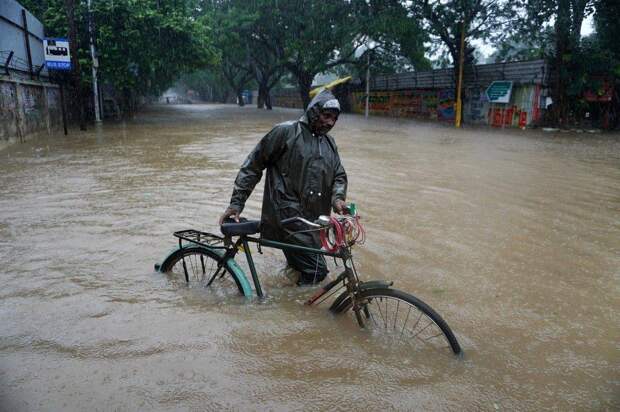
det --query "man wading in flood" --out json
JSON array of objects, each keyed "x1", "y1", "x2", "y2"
[{"x1": 219, "y1": 89, "x2": 348, "y2": 285}]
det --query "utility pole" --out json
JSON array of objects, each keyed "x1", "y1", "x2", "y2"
[
  {"x1": 455, "y1": 20, "x2": 466, "y2": 128},
  {"x1": 88, "y1": 0, "x2": 101, "y2": 122},
  {"x1": 365, "y1": 52, "x2": 370, "y2": 119}
]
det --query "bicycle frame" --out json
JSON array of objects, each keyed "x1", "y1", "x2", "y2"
[
  {"x1": 171, "y1": 229, "x2": 361, "y2": 300},
  {"x1": 161, "y1": 226, "x2": 462, "y2": 355},
  {"x1": 230, "y1": 235, "x2": 355, "y2": 299}
]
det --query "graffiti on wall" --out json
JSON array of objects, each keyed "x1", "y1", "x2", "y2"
[
  {"x1": 352, "y1": 89, "x2": 454, "y2": 120},
  {"x1": 0, "y1": 82, "x2": 18, "y2": 139},
  {"x1": 1, "y1": 80, "x2": 62, "y2": 144},
  {"x1": 462, "y1": 83, "x2": 542, "y2": 128},
  {"x1": 21, "y1": 86, "x2": 45, "y2": 135},
  {"x1": 466, "y1": 87, "x2": 487, "y2": 122},
  {"x1": 437, "y1": 89, "x2": 454, "y2": 120}
]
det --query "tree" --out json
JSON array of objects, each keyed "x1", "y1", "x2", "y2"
[
  {"x1": 252, "y1": 0, "x2": 367, "y2": 108},
  {"x1": 210, "y1": 1, "x2": 284, "y2": 109},
  {"x1": 409, "y1": 0, "x2": 516, "y2": 80},
  {"x1": 490, "y1": 26, "x2": 554, "y2": 62},
  {"x1": 22, "y1": 0, "x2": 218, "y2": 118},
  {"x1": 594, "y1": 0, "x2": 620, "y2": 72},
  {"x1": 93, "y1": 0, "x2": 217, "y2": 114},
  {"x1": 180, "y1": 69, "x2": 231, "y2": 102},
  {"x1": 519, "y1": 0, "x2": 595, "y2": 125}
]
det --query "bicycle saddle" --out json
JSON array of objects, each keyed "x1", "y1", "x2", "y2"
[{"x1": 220, "y1": 218, "x2": 261, "y2": 236}]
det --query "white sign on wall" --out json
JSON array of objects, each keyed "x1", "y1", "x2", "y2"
[{"x1": 44, "y1": 38, "x2": 71, "y2": 70}]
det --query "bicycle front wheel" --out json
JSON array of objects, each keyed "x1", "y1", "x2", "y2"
[
  {"x1": 160, "y1": 246, "x2": 244, "y2": 295},
  {"x1": 346, "y1": 287, "x2": 462, "y2": 355}
]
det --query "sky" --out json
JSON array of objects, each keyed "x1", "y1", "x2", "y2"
[{"x1": 473, "y1": 14, "x2": 595, "y2": 62}]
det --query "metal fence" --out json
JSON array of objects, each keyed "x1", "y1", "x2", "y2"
[
  {"x1": 0, "y1": 0, "x2": 48, "y2": 80},
  {"x1": 368, "y1": 59, "x2": 550, "y2": 91}
]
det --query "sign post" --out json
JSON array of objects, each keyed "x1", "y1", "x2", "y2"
[
  {"x1": 485, "y1": 81, "x2": 513, "y2": 104},
  {"x1": 44, "y1": 38, "x2": 71, "y2": 135},
  {"x1": 486, "y1": 81, "x2": 513, "y2": 128},
  {"x1": 44, "y1": 38, "x2": 72, "y2": 71}
]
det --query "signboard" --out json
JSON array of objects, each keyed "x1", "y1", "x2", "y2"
[
  {"x1": 486, "y1": 81, "x2": 513, "y2": 103},
  {"x1": 583, "y1": 78, "x2": 613, "y2": 102},
  {"x1": 44, "y1": 38, "x2": 71, "y2": 71}
]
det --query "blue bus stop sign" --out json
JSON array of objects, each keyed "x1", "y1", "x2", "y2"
[{"x1": 44, "y1": 38, "x2": 72, "y2": 71}]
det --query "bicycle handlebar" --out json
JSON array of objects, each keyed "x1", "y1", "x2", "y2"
[
  {"x1": 281, "y1": 214, "x2": 350, "y2": 229},
  {"x1": 280, "y1": 216, "x2": 322, "y2": 228}
]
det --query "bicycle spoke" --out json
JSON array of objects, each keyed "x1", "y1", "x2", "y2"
[
  {"x1": 393, "y1": 300, "x2": 400, "y2": 331},
  {"x1": 162, "y1": 248, "x2": 244, "y2": 296},
  {"x1": 400, "y1": 305, "x2": 412, "y2": 338},
  {"x1": 206, "y1": 266, "x2": 224, "y2": 287},
  {"x1": 349, "y1": 291, "x2": 459, "y2": 355},
  {"x1": 385, "y1": 297, "x2": 389, "y2": 330},
  {"x1": 410, "y1": 320, "x2": 434, "y2": 340},
  {"x1": 373, "y1": 298, "x2": 388, "y2": 329}
]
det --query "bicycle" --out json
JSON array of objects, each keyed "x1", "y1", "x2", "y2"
[{"x1": 155, "y1": 207, "x2": 462, "y2": 356}]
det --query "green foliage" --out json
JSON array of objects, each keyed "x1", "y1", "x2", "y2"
[
  {"x1": 410, "y1": 0, "x2": 517, "y2": 68},
  {"x1": 93, "y1": 0, "x2": 217, "y2": 100},
  {"x1": 21, "y1": 0, "x2": 217, "y2": 114},
  {"x1": 594, "y1": 0, "x2": 620, "y2": 76},
  {"x1": 490, "y1": 26, "x2": 554, "y2": 62},
  {"x1": 180, "y1": 69, "x2": 231, "y2": 102}
]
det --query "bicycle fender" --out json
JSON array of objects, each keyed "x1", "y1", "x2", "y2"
[
  {"x1": 224, "y1": 258, "x2": 253, "y2": 297},
  {"x1": 156, "y1": 245, "x2": 254, "y2": 297},
  {"x1": 155, "y1": 245, "x2": 186, "y2": 272},
  {"x1": 360, "y1": 280, "x2": 394, "y2": 289},
  {"x1": 328, "y1": 280, "x2": 394, "y2": 314}
]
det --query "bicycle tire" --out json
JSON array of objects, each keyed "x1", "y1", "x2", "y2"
[
  {"x1": 160, "y1": 246, "x2": 244, "y2": 295},
  {"x1": 337, "y1": 287, "x2": 462, "y2": 355}
]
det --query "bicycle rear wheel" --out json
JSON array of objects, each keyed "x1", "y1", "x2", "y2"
[
  {"x1": 341, "y1": 287, "x2": 461, "y2": 355},
  {"x1": 160, "y1": 246, "x2": 244, "y2": 295}
]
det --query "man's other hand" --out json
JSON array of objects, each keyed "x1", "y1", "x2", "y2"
[
  {"x1": 333, "y1": 199, "x2": 347, "y2": 214},
  {"x1": 219, "y1": 207, "x2": 240, "y2": 225}
]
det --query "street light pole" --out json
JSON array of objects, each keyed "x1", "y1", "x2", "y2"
[{"x1": 88, "y1": 0, "x2": 101, "y2": 123}]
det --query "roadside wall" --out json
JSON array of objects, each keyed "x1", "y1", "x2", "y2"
[
  {"x1": 349, "y1": 83, "x2": 543, "y2": 127},
  {"x1": 271, "y1": 88, "x2": 303, "y2": 109},
  {"x1": 273, "y1": 60, "x2": 549, "y2": 128},
  {"x1": 0, "y1": 76, "x2": 62, "y2": 150},
  {"x1": 350, "y1": 88, "x2": 455, "y2": 121},
  {"x1": 1, "y1": 1, "x2": 64, "y2": 150},
  {"x1": 463, "y1": 84, "x2": 542, "y2": 127}
]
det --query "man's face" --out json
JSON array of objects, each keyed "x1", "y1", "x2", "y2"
[{"x1": 312, "y1": 110, "x2": 339, "y2": 135}]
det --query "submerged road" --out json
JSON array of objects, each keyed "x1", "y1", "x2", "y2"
[{"x1": 0, "y1": 104, "x2": 618, "y2": 410}]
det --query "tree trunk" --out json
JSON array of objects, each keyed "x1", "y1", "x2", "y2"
[
  {"x1": 236, "y1": 89, "x2": 245, "y2": 107},
  {"x1": 296, "y1": 71, "x2": 314, "y2": 109},
  {"x1": 257, "y1": 82, "x2": 266, "y2": 109},
  {"x1": 122, "y1": 87, "x2": 132, "y2": 118},
  {"x1": 64, "y1": 0, "x2": 86, "y2": 130},
  {"x1": 553, "y1": 0, "x2": 571, "y2": 127},
  {"x1": 265, "y1": 91, "x2": 273, "y2": 110}
]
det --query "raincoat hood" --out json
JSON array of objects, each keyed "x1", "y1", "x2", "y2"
[{"x1": 300, "y1": 89, "x2": 341, "y2": 124}]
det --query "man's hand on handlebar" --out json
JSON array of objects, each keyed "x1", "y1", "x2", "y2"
[
  {"x1": 219, "y1": 207, "x2": 240, "y2": 225},
  {"x1": 333, "y1": 199, "x2": 348, "y2": 214}
]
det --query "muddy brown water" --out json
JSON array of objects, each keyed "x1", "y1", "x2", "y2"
[{"x1": 0, "y1": 104, "x2": 618, "y2": 411}]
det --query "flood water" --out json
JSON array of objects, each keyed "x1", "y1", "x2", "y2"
[{"x1": 0, "y1": 104, "x2": 618, "y2": 411}]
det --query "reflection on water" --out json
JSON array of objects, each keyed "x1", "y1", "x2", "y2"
[{"x1": 0, "y1": 104, "x2": 618, "y2": 410}]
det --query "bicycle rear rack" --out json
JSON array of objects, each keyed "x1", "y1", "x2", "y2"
[{"x1": 173, "y1": 229, "x2": 227, "y2": 249}]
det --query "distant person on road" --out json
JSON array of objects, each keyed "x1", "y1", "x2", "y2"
[{"x1": 219, "y1": 89, "x2": 347, "y2": 285}]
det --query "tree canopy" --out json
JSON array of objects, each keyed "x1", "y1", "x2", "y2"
[{"x1": 19, "y1": 0, "x2": 619, "y2": 126}]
